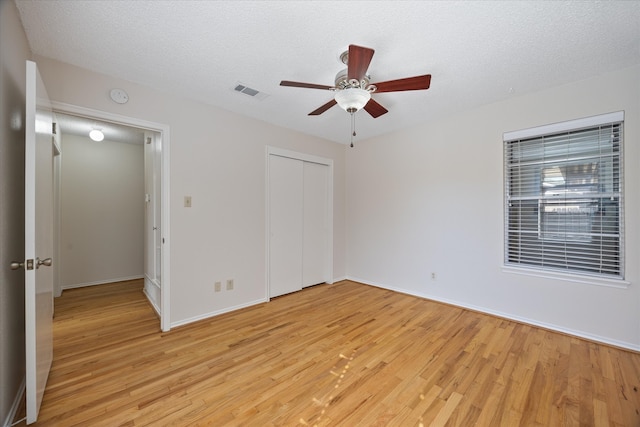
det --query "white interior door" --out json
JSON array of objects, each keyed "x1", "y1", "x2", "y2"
[
  {"x1": 302, "y1": 162, "x2": 329, "y2": 287},
  {"x1": 153, "y1": 134, "x2": 162, "y2": 284},
  {"x1": 269, "y1": 155, "x2": 303, "y2": 297},
  {"x1": 144, "y1": 132, "x2": 162, "y2": 310},
  {"x1": 51, "y1": 118, "x2": 62, "y2": 298},
  {"x1": 24, "y1": 60, "x2": 54, "y2": 424},
  {"x1": 144, "y1": 135, "x2": 154, "y2": 282}
]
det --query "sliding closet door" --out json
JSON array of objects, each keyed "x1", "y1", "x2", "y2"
[
  {"x1": 269, "y1": 155, "x2": 303, "y2": 297},
  {"x1": 302, "y1": 161, "x2": 329, "y2": 287}
]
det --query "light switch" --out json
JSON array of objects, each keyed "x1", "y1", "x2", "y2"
[{"x1": 184, "y1": 196, "x2": 192, "y2": 207}]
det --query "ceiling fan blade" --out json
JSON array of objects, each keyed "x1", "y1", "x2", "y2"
[
  {"x1": 347, "y1": 45, "x2": 375, "y2": 82},
  {"x1": 309, "y1": 99, "x2": 337, "y2": 116},
  {"x1": 364, "y1": 98, "x2": 388, "y2": 118},
  {"x1": 280, "y1": 80, "x2": 335, "y2": 90},
  {"x1": 370, "y1": 74, "x2": 432, "y2": 93}
]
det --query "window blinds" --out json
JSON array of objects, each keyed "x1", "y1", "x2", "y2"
[{"x1": 504, "y1": 113, "x2": 624, "y2": 278}]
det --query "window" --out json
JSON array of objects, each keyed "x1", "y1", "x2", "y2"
[
  {"x1": 504, "y1": 112, "x2": 624, "y2": 279},
  {"x1": 539, "y1": 162, "x2": 599, "y2": 242}
]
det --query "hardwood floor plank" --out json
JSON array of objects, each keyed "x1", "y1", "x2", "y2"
[
  {"x1": 16, "y1": 279, "x2": 640, "y2": 426},
  {"x1": 436, "y1": 391, "x2": 465, "y2": 426},
  {"x1": 472, "y1": 381, "x2": 504, "y2": 426}
]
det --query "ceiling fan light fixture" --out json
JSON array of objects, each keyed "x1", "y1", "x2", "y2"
[
  {"x1": 335, "y1": 88, "x2": 371, "y2": 113},
  {"x1": 89, "y1": 129, "x2": 104, "y2": 142}
]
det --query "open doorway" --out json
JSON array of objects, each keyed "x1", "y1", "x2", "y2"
[{"x1": 52, "y1": 106, "x2": 170, "y2": 331}]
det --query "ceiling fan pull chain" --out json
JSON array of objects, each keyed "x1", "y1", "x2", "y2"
[{"x1": 350, "y1": 112, "x2": 356, "y2": 148}]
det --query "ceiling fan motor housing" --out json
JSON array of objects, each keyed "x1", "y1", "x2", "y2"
[{"x1": 334, "y1": 69, "x2": 376, "y2": 92}]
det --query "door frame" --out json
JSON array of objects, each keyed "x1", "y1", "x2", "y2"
[
  {"x1": 50, "y1": 101, "x2": 172, "y2": 332},
  {"x1": 265, "y1": 146, "x2": 334, "y2": 299}
]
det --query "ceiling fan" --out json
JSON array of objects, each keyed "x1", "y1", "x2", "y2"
[{"x1": 280, "y1": 44, "x2": 432, "y2": 119}]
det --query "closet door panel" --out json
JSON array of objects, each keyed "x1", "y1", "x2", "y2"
[
  {"x1": 302, "y1": 162, "x2": 329, "y2": 287},
  {"x1": 269, "y1": 155, "x2": 303, "y2": 297}
]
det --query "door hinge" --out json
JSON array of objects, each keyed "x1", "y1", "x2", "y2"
[
  {"x1": 26, "y1": 259, "x2": 34, "y2": 270},
  {"x1": 146, "y1": 137, "x2": 152, "y2": 144},
  {"x1": 52, "y1": 122, "x2": 57, "y2": 135}
]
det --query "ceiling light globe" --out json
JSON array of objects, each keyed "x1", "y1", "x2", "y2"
[
  {"x1": 89, "y1": 129, "x2": 104, "y2": 142},
  {"x1": 335, "y1": 88, "x2": 371, "y2": 113}
]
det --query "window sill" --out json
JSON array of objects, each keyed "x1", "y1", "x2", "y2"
[{"x1": 502, "y1": 265, "x2": 630, "y2": 289}]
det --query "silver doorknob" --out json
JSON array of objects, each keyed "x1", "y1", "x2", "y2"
[
  {"x1": 10, "y1": 261, "x2": 24, "y2": 270},
  {"x1": 36, "y1": 257, "x2": 52, "y2": 268}
]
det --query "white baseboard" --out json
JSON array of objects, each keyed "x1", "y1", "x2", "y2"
[
  {"x1": 171, "y1": 298, "x2": 268, "y2": 329},
  {"x1": 61, "y1": 275, "x2": 144, "y2": 290},
  {"x1": 3, "y1": 377, "x2": 25, "y2": 427},
  {"x1": 346, "y1": 276, "x2": 640, "y2": 352}
]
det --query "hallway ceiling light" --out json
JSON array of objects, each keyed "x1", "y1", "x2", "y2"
[{"x1": 89, "y1": 129, "x2": 104, "y2": 141}]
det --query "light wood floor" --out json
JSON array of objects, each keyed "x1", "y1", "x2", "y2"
[{"x1": 19, "y1": 279, "x2": 640, "y2": 426}]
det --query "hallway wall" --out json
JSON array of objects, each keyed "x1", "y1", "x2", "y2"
[{"x1": 59, "y1": 134, "x2": 144, "y2": 288}]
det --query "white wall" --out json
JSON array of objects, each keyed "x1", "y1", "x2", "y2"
[
  {"x1": 59, "y1": 134, "x2": 144, "y2": 288},
  {"x1": 0, "y1": 1, "x2": 31, "y2": 425},
  {"x1": 33, "y1": 54, "x2": 638, "y2": 348},
  {"x1": 346, "y1": 65, "x2": 640, "y2": 350},
  {"x1": 35, "y1": 56, "x2": 347, "y2": 327}
]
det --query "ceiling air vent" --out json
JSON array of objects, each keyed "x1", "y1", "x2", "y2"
[{"x1": 233, "y1": 82, "x2": 269, "y2": 100}]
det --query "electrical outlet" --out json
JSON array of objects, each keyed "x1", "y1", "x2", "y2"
[
  {"x1": 214, "y1": 281, "x2": 221, "y2": 292},
  {"x1": 184, "y1": 196, "x2": 192, "y2": 207},
  {"x1": 226, "y1": 279, "x2": 234, "y2": 290},
  {"x1": 431, "y1": 272, "x2": 436, "y2": 280}
]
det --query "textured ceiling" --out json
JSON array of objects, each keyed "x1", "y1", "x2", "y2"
[{"x1": 15, "y1": 0, "x2": 640, "y2": 144}]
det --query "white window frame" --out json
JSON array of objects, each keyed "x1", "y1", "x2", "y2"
[{"x1": 503, "y1": 112, "x2": 626, "y2": 286}]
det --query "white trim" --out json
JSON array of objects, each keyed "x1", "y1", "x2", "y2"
[
  {"x1": 51, "y1": 101, "x2": 169, "y2": 134},
  {"x1": 158, "y1": 128, "x2": 170, "y2": 332},
  {"x1": 265, "y1": 149, "x2": 270, "y2": 300},
  {"x1": 3, "y1": 378, "x2": 25, "y2": 427},
  {"x1": 346, "y1": 276, "x2": 640, "y2": 352},
  {"x1": 61, "y1": 275, "x2": 144, "y2": 290},
  {"x1": 501, "y1": 266, "x2": 630, "y2": 289},
  {"x1": 49, "y1": 101, "x2": 171, "y2": 332},
  {"x1": 171, "y1": 298, "x2": 268, "y2": 329},
  {"x1": 267, "y1": 146, "x2": 334, "y2": 167},
  {"x1": 503, "y1": 110, "x2": 624, "y2": 141},
  {"x1": 265, "y1": 146, "x2": 335, "y2": 300}
]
